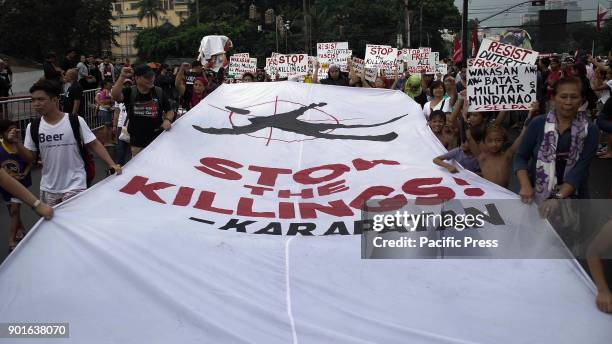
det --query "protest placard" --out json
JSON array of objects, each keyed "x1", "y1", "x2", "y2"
[
  {"x1": 308, "y1": 56, "x2": 316, "y2": 74},
  {"x1": 352, "y1": 57, "x2": 378, "y2": 83},
  {"x1": 265, "y1": 57, "x2": 273, "y2": 76},
  {"x1": 274, "y1": 54, "x2": 308, "y2": 77},
  {"x1": 467, "y1": 65, "x2": 538, "y2": 112},
  {"x1": 364, "y1": 44, "x2": 397, "y2": 70},
  {"x1": 274, "y1": 53, "x2": 289, "y2": 78},
  {"x1": 229, "y1": 54, "x2": 256, "y2": 78},
  {"x1": 405, "y1": 48, "x2": 436, "y2": 74},
  {"x1": 472, "y1": 38, "x2": 538, "y2": 68},
  {"x1": 317, "y1": 42, "x2": 352, "y2": 70},
  {"x1": 285, "y1": 54, "x2": 308, "y2": 76},
  {"x1": 436, "y1": 63, "x2": 448, "y2": 75}
]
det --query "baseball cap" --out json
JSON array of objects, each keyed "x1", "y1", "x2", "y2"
[{"x1": 134, "y1": 64, "x2": 155, "y2": 78}]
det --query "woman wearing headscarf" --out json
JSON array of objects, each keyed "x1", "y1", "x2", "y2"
[
  {"x1": 403, "y1": 74, "x2": 427, "y2": 108},
  {"x1": 176, "y1": 74, "x2": 208, "y2": 111}
]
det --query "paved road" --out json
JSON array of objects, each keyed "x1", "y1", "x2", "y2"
[{"x1": 9, "y1": 69, "x2": 43, "y2": 96}]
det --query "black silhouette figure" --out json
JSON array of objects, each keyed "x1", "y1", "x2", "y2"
[{"x1": 193, "y1": 102, "x2": 407, "y2": 141}]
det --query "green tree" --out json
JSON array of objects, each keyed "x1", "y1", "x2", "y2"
[
  {"x1": 0, "y1": 0, "x2": 116, "y2": 60},
  {"x1": 134, "y1": 0, "x2": 461, "y2": 62},
  {"x1": 74, "y1": 0, "x2": 117, "y2": 55},
  {"x1": 134, "y1": 0, "x2": 167, "y2": 28}
]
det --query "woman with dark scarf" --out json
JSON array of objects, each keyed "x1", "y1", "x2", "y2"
[{"x1": 514, "y1": 77, "x2": 599, "y2": 205}]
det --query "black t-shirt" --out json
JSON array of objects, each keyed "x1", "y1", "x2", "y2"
[
  {"x1": 321, "y1": 75, "x2": 349, "y2": 86},
  {"x1": 43, "y1": 62, "x2": 62, "y2": 81},
  {"x1": 88, "y1": 63, "x2": 102, "y2": 85},
  {"x1": 0, "y1": 70, "x2": 10, "y2": 96},
  {"x1": 602, "y1": 96, "x2": 612, "y2": 119},
  {"x1": 413, "y1": 92, "x2": 428, "y2": 108},
  {"x1": 61, "y1": 58, "x2": 77, "y2": 72},
  {"x1": 122, "y1": 86, "x2": 171, "y2": 147},
  {"x1": 63, "y1": 83, "x2": 84, "y2": 115}
]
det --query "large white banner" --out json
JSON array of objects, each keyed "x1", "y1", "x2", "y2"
[
  {"x1": 0, "y1": 83, "x2": 609, "y2": 343},
  {"x1": 467, "y1": 65, "x2": 538, "y2": 112}
]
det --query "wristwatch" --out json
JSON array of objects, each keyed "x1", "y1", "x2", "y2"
[{"x1": 31, "y1": 199, "x2": 41, "y2": 210}]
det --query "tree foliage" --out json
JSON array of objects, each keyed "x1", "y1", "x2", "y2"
[
  {"x1": 134, "y1": 0, "x2": 461, "y2": 63},
  {"x1": 0, "y1": 0, "x2": 116, "y2": 60},
  {"x1": 134, "y1": 0, "x2": 167, "y2": 28}
]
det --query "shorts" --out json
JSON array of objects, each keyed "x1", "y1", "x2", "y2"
[
  {"x1": 129, "y1": 129, "x2": 162, "y2": 148},
  {"x1": 1, "y1": 194, "x2": 21, "y2": 204},
  {"x1": 1, "y1": 189, "x2": 23, "y2": 204},
  {"x1": 99, "y1": 109, "x2": 113, "y2": 126},
  {"x1": 40, "y1": 189, "x2": 85, "y2": 207}
]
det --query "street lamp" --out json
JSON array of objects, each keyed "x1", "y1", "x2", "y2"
[
  {"x1": 284, "y1": 21, "x2": 291, "y2": 53},
  {"x1": 276, "y1": 15, "x2": 284, "y2": 52},
  {"x1": 265, "y1": 9, "x2": 275, "y2": 25}
]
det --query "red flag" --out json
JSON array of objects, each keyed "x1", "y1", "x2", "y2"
[
  {"x1": 453, "y1": 34, "x2": 462, "y2": 63},
  {"x1": 597, "y1": 4, "x2": 608, "y2": 32},
  {"x1": 471, "y1": 24, "x2": 479, "y2": 58}
]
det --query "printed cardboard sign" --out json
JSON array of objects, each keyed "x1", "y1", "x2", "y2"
[{"x1": 467, "y1": 65, "x2": 538, "y2": 112}]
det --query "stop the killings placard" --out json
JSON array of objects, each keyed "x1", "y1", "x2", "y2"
[
  {"x1": 277, "y1": 54, "x2": 308, "y2": 77},
  {"x1": 364, "y1": 44, "x2": 397, "y2": 71},
  {"x1": 472, "y1": 38, "x2": 538, "y2": 68}
]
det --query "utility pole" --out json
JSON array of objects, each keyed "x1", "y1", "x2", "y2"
[
  {"x1": 196, "y1": 0, "x2": 200, "y2": 25},
  {"x1": 303, "y1": 0, "x2": 310, "y2": 54},
  {"x1": 461, "y1": 0, "x2": 468, "y2": 63},
  {"x1": 404, "y1": 0, "x2": 411, "y2": 48},
  {"x1": 419, "y1": 4, "x2": 423, "y2": 47}
]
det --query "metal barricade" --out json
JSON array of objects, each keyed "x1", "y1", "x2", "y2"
[{"x1": 0, "y1": 88, "x2": 103, "y2": 135}]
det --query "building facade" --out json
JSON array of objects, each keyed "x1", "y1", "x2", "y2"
[
  {"x1": 545, "y1": 0, "x2": 581, "y2": 22},
  {"x1": 110, "y1": 0, "x2": 191, "y2": 61}
]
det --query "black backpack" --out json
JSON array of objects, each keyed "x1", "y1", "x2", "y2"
[{"x1": 30, "y1": 114, "x2": 96, "y2": 187}]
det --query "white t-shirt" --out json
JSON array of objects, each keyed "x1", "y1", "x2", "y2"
[
  {"x1": 24, "y1": 114, "x2": 96, "y2": 193},
  {"x1": 423, "y1": 99, "x2": 452, "y2": 119}
]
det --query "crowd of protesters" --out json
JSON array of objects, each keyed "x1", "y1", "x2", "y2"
[{"x1": 0, "y1": 47, "x2": 610, "y2": 313}]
